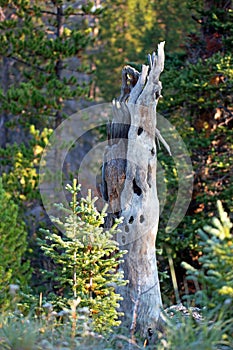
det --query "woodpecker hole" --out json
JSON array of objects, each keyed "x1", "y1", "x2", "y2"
[
  {"x1": 140, "y1": 215, "x2": 145, "y2": 223},
  {"x1": 137, "y1": 127, "x2": 143, "y2": 136},
  {"x1": 133, "y1": 178, "x2": 142, "y2": 196},
  {"x1": 129, "y1": 216, "x2": 134, "y2": 224}
]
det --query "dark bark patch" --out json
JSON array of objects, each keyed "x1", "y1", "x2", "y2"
[
  {"x1": 137, "y1": 127, "x2": 143, "y2": 136},
  {"x1": 133, "y1": 178, "x2": 142, "y2": 196},
  {"x1": 108, "y1": 123, "x2": 130, "y2": 145},
  {"x1": 147, "y1": 164, "x2": 152, "y2": 188},
  {"x1": 140, "y1": 215, "x2": 145, "y2": 223},
  {"x1": 129, "y1": 216, "x2": 134, "y2": 224}
]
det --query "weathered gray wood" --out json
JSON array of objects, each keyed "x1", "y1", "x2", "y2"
[{"x1": 101, "y1": 42, "x2": 165, "y2": 336}]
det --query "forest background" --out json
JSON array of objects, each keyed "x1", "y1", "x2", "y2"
[{"x1": 0, "y1": 0, "x2": 232, "y2": 348}]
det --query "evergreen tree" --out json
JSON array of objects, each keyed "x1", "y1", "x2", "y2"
[
  {"x1": 38, "y1": 179, "x2": 127, "y2": 333},
  {"x1": 0, "y1": 125, "x2": 52, "y2": 202},
  {"x1": 0, "y1": 1, "x2": 102, "y2": 298},
  {"x1": 186, "y1": 0, "x2": 233, "y2": 61},
  {"x1": 0, "y1": 0, "x2": 95, "y2": 132},
  {"x1": 183, "y1": 201, "x2": 233, "y2": 323},
  {"x1": 95, "y1": 0, "x2": 196, "y2": 100},
  {"x1": 154, "y1": 0, "x2": 233, "y2": 301},
  {"x1": 0, "y1": 178, "x2": 31, "y2": 310},
  {"x1": 0, "y1": 0, "x2": 98, "y2": 200}
]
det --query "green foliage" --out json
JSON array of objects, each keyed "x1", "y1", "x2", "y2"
[
  {"x1": 154, "y1": 201, "x2": 233, "y2": 350},
  {"x1": 160, "y1": 52, "x2": 233, "y2": 116},
  {"x1": 187, "y1": 0, "x2": 233, "y2": 52},
  {"x1": 155, "y1": 1, "x2": 233, "y2": 302},
  {"x1": 157, "y1": 311, "x2": 233, "y2": 350},
  {"x1": 0, "y1": 178, "x2": 31, "y2": 310},
  {"x1": 156, "y1": 50, "x2": 233, "y2": 300},
  {"x1": 0, "y1": 310, "x2": 115, "y2": 350},
  {"x1": 38, "y1": 180, "x2": 127, "y2": 333},
  {"x1": 0, "y1": 0, "x2": 95, "y2": 202},
  {"x1": 0, "y1": 0, "x2": 92, "y2": 126},
  {"x1": 157, "y1": 201, "x2": 233, "y2": 349},
  {"x1": 95, "y1": 0, "x2": 197, "y2": 100},
  {"x1": 0, "y1": 1, "x2": 95, "y2": 288},
  {"x1": 0, "y1": 1, "x2": 232, "y2": 346},
  {"x1": 182, "y1": 201, "x2": 233, "y2": 318},
  {"x1": 0, "y1": 125, "x2": 52, "y2": 202},
  {"x1": 0, "y1": 314, "x2": 39, "y2": 350}
]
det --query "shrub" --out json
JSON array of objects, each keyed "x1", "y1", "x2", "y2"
[
  {"x1": 182, "y1": 200, "x2": 233, "y2": 328},
  {"x1": 38, "y1": 179, "x2": 127, "y2": 333},
  {"x1": 0, "y1": 178, "x2": 31, "y2": 311}
]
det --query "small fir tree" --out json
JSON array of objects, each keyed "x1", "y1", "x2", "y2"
[
  {"x1": 155, "y1": 201, "x2": 233, "y2": 350},
  {"x1": 38, "y1": 179, "x2": 127, "y2": 333},
  {"x1": 0, "y1": 178, "x2": 31, "y2": 310},
  {"x1": 182, "y1": 201, "x2": 233, "y2": 321}
]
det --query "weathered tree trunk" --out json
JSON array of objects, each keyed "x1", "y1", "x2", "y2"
[{"x1": 101, "y1": 42, "x2": 166, "y2": 336}]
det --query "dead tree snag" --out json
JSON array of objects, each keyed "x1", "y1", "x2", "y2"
[{"x1": 101, "y1": 42, "x2": 166, "y2": 336}]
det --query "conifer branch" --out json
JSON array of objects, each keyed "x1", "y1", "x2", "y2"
[
  {"x1": 28, "y1": 8, "x2": 87, "y2": 17},
  {"x1": 11, "y1": 56, "x2": 46, "y2": 72}
]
